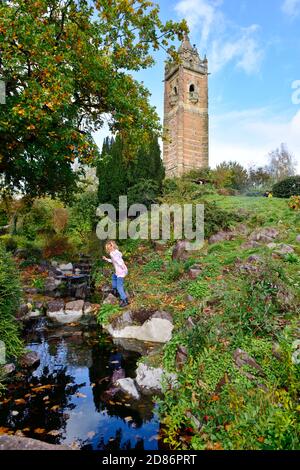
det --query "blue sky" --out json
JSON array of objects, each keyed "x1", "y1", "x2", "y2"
[{"x1": 94, "y1": 0, "x2": 300, "y2": 170}]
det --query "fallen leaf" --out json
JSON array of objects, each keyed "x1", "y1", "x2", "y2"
[
  {"x1": 14, "y1": 398, "x2": 26, "y2": 405},
  {"x1": 87, "y1": 431, "x2": 96, "y2": 439},
  {"x1": 124, "y1": 416, "x2": 133, "y2": 422},
  {"x1": 211, "y1": 395, "x2": 220, "y2": 402},
  {"x1": 51, "y1": 405, "x2": 60, "y2": 411},
  {"x1": 34, "y1": 428, "x2": 46, "y2": 434},
  {"x1": 48, "y1": 430, "x2": 61, "y2": 437},
  {"x1": 22, "y1": 428, "x2": 30, "y2": 432},
  {"x1": 76, "y1": 392, "x2": 87, "y2": 398},
  {"x1": 0, "y1": 427, "x2": 10, "y2": 435},
  {"x1": 257, "y1": 436, "x2": 265, "y2": 443},
  {"x1": 32, "y1": 384, "x2": 53, "y2": 393}
]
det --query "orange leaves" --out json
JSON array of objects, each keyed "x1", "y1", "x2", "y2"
[
  {"x1": 14, "y1": 398, "x2": 26, "y2": 406},
  {"x1": 0, "y1": 427, "x2": 10, "y2": 435},
  {"x1": 34, "y1": 428, "x2": 46, "y2": 434},
  {"x1": 211, "y1": 395, "x2": 220, "y2": 402},
  {"x1": 31, "y1": 384, "x2": 53, "y2": 393}
]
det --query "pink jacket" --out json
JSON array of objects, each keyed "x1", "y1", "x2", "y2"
[{"x1": 108, "y1": 249, "x2": 128, "y2": 277}]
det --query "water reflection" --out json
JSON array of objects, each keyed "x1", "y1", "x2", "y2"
[{"x1": 0, "y1": 321, "x2": 163, "y2": 450}]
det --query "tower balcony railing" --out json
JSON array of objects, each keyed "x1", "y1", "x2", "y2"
[
  {"x1": 169, "y1": 94, "x2": 178, "y2": 106},
  {"x1": 189, "y1": 91, "x2": 199, "y2": 103}
]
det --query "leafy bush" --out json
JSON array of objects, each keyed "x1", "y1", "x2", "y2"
[
  {"x1": 288, "y1": 195, "x2": 300, "y2": 211},
  {"x1": 21, "y1": 198, "x2": 65, "y2": 239},
  {"x1": 0, "y1": 243, "x2": 23, "y2": 359},
  {"x1": 68, "y1": 191, "x2": 98, "y2": 243},
  {"x1": 127, "y1": 179, "x2": 160, "y2": 208},
  {"x1": 97, "y1": 304, "x2": 120, "y2": 325},
  {"x1": 0, "y1": 235, "x2": 17, "y2": 253},
  {"x1": 272, "y1": 176, "x2": 300, "y2": 198},
  {"x1": 204, "y1": 202, "x2": 242, "y2": 239},
  {"x1": 143, "y1": 257, "x2": 164, "y2": 273},
  {"x1": 42, "y1": 234, "x2": 74, "y2": 260},
  {"x1": 164, "y1": 261, "x2": 184, "y2": 281},
  {"x1": 188, "y1": 280, "x2": 210, "y2": 300}
]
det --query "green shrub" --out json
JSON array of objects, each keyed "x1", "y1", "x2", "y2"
[
  {"x1": 0, "y1": 235, "x2": 17, "y2": 253},
  {"x1": 42, "y1": 234, "x2": 74, "y2": 260},
  {"x1": 0, "y1": 243, "x2": 23, "y2": 359},
  {"x1": 97, "y1": 304, "x2": 120, "y2": 325},
  {"x1": 21, "y1": 198, "x2": 64, "y2": 239},
  {"x1": 164, "y1": 261, "x2": 185, "y2": 281},
  {"x1": 143, "y1": 257, "x2": 164, "y2": 273},
  {"x1": 204, "y1": 202, "x2": 243, "y2": 239},
  {"x1": 188, "y1": 280, "x2": 210, "y2": 300},
  {"x1": 272, "y1": 176, "x2": 300, "y2": 198},
  {"x1": 127, "y1": 179, "x2": 160, "y2": 208}
]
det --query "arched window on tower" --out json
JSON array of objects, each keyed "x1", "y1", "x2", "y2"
[
  {"x1": 189, "y1": 84, "x2": 199, "y2": 104},
  {"x1": 174, "y1": 86, "x2": 178, "y2": 95}
]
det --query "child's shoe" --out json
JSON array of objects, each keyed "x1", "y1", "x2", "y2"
[{"x1": 119, "y1": 299, "x2": 129, "y2": 308}]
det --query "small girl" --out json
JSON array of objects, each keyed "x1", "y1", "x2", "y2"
[{"x1": 102, "y1": 241, "x2": 129, "y2": 308}]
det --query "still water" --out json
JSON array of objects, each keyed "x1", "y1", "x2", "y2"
[{"x1": 0, "y1": 319, "x2": 165, "y2": 450}]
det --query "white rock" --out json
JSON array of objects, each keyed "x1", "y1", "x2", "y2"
[
  {"x1": 135, "y1": 363, "x2": 177, "y2": 393},
  {"x1": 59, "y1": 263, "x2": 73, "y2": 272},
  {"x1": 47, "y1": 300, "x2": 84, "y2": 324},
  {"x1": 116, "y1": 378, "x2": 140, "y2": 400},
  {"x1": 104, "y1": 317, "x2": 173, "y2": 343}
]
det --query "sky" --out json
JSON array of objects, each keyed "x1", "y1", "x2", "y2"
[{"x1": 94, "y1": 0, "x2": 300, "y2": 171}]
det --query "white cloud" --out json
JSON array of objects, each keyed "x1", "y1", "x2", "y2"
[
  {"x1": 210, "y1": 25, "x2": 263, "y2": 74},
  {"x1": 175, "y1": 0, "x2": 264, "y2": 74},
  {"x1": 282, "y1": 0, "x2": 300, "y2": 17},
  {"x1": 210, "y1": 108, "x2": 300, "y2": 171},
  {"x1": 175, "y1": 0, "x2": 224, "y2": 46}
]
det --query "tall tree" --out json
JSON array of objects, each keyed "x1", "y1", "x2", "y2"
[
  {"x1": 97, "y1": 133, "x2": 164, "y2": 205},
  {"x1": 0, "y1": 0, "x2": 186, "y2": 200},
  {"x1": 267, "y1": 143, "x2": 296, "y2": 183}
]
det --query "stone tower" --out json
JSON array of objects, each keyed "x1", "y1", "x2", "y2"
[{"x1": 163, "y1": 34, "x2": 209, "y2": 177}]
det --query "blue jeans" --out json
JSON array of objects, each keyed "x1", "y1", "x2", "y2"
[{"x1": 112, "y1": 274, "x2": 127, "y2": 301}]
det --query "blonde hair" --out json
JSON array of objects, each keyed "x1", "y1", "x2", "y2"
[{"x1": 105, "y1": 240, "x2": 118, "y2": 253}]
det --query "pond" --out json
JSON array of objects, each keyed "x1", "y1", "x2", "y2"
[{"x1": 0, "y1": 319, "x2": 166, "y2": 450}]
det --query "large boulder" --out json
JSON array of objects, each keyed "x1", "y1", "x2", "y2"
[
  {"x1": 44, "y1": 276, "x2": 62, "y2": 293},
  {"x1": 2, "y1": 363, "x2": 16, "y2": 375},
  {"x1": 188, "y1": 265, "x2": 202, "y2": 279},
  {"x1": 0, "y1": 435, "x2": 72, "y2": 450},
  {"x1": 103, "y1": 293, "x2": 119, "y2": 305},
  {"x1": 104, "y1": 310, "x2": 173, "y2": 343},
  {"x1": 135, "y1": 363, "x2": 177, "y2": 393},
  {"x1": 249, "y1": 227, "x2": 279, "y2": 244},
  {"x1": 58, "y1": 262, "x2": 73, "y2": 274},
  {"x1": 240, "y1": 241, "x2": 261, "y2": 250},
  {"x1": 274, "y1": 244, "x2": 295, "y2": 255},
  {"x1": 172, "y1": 240, "x2": 189, "y2": 262},
  {"x1": 208, "y1": 230, "x2": 234, "y2": 245},
  {"x1": 116, "y1": 378, "x2": 140, "y2": 400},
  {"x1": 19, "y1": 351, "x2": 40, "y2": 369},
  {"x1": 234, "y1": 349, "x2": 263, "y2": 371},
  {"x1": 47, "y1": 300, "x2": 84, "y2": 324}
]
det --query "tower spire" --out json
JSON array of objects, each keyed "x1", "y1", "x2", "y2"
[{"x1": 179, "y1": 32, "x2": 193, "y2": 52}]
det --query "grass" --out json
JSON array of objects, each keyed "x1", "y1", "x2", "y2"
[{"x1": 109, "y1": 195, "x2": 300, "y2": 450}]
